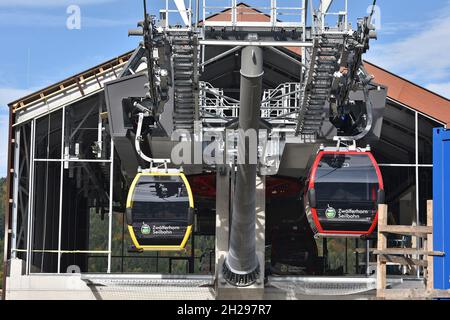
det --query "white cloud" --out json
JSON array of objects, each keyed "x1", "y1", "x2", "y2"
[
  {"x1": 82, "y1": 16, "x2": 137, "y2": 28},
  {"x1": 365, "y1": 2, "x2": 450, "y2": 85},
  {"x1": 378, "y1": 21, "x2": 425, "y2": 36},
  {"x1": 0, "y1": 0, "x2": 117, "y2": 7},
  {"x1": 0, "y1": 12, "x2": 135, "y2": 28},
  {"x1": 426, "y1": 82, "x2": 450, "y2": 99},
  {"x1": 0, "y1": 12, "x2": 63, "y2": 27}
]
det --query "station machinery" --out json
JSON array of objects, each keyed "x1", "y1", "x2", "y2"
[{"x1": 105, "y1": 0, "x2": 387, "y2": 286}]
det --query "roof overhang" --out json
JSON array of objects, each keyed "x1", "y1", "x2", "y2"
[{"x1": 364, "y1": 61, "x2": 450, "y2": 127}]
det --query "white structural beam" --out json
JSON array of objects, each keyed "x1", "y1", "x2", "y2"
[
  {"x1": 174, "y1": 0, "x2": 190, "y2": 26},
  {"x1": 319, "y1": 0, "x2": 334, "y2": 14},
  {"x1": 199, "y1": 40, "x2": 313, "y2": 47}
]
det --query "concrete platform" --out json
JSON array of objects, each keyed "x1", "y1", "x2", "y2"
[{"x1": 5, "y1": 257, "x2": 427, "y2": 300}]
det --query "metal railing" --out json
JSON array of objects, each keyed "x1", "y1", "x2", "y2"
[
  {"x1": 199, "y1": 82, "x2": 239, "y2": 122},
  {"x1": 157, "y1": 0, "x2": 349, "y2": 33},
  {"x1": 159, "y1": 0, "x2": 193, "y2": 31},
  {"x1": 199, "y1": 81, "x2": 302, "y2": 127},
  {"x1": 261, "y1": 82, "x2": 302, "y2": 122},
  {"x1": 202, "y1": 0, "x2": 307, "y2": 29},
  {"x1": 318, "y1": 0, "x2": 349, "y2": 34}
]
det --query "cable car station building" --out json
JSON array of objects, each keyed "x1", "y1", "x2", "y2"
[{"x1": 3, "y1": 1, "x2": 450, "y2": 299}]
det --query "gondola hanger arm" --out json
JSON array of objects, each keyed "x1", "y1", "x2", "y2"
[{"x1": 135, "y1": 112, "x2": 171, "y2": 164}]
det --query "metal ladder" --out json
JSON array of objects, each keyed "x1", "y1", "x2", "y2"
[
  {"x1": 171, "y1": 32, "x2": 198, "y2": 132},
  {"x1": 297, "y1": 34, "x2": 344, "y2": 135}
]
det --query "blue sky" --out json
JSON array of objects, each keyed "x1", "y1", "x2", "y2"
[{"x1": 0, "y1": 0, "x2": 449, "y2": 177}]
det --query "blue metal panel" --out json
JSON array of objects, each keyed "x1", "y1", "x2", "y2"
[{"x1": 433, "y1": 127, "x2": 450, "y2": 290}]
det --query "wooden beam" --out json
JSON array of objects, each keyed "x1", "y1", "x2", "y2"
[
  {"x1": 433, "y1": 289, "x2": 450, "y2": 298},
  {"x1": 376, "y1": 204, "x2": 388, "y2": 298},
  {"x1": 378, "y1": 225, "x2": 432, "y2": 237},
  {"x1": 376, "y1": 201, "x2": 440, "y2": 299},
  {"x1": 75, "y1": 78, "x2": 85, "y2": 96},
  {"x1": 354, "y1": 248, "x2": 376, "y2": 254},
  {"x1": 374, "y1": 248, "x2": 444, "y2": 256},
  {"x1": 378, "y1": 289, "x2": 425, "y2": 300},
  {"x1": 94, "y1": 73, "x2": 102, "y2": 88},
  {"x1": 379, "y1": 289, "x2": 450, "y2": 300},
  {"x1": 379, "y1": 254, "x2": 428, "y2": 267},
  {"x1": 426, "y1": 200, "x2": 434, "y2": 291}
]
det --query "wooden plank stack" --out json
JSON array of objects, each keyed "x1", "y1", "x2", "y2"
[{"x1": 375, "y1": 200, "x2": 450, "y2": 299}]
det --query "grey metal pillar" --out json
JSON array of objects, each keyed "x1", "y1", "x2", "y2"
[
  {"x1": 223, "y1": 45, "x2": 264, "y2": 286},
  {"x1": 215, "y1": 167, "x2": 230, "y2": 281}
]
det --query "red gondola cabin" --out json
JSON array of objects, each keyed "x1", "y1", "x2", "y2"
[{"x1": 305, "y1": 148, "x2": 384, "y2": 237}]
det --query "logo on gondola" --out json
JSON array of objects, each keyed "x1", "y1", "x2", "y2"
[
  {"x1": 141, "y1": 223, "x2": 151, "y2": 235},
  {"x1": 325, "y1": 205, "x2": 336, "y2": 219}
]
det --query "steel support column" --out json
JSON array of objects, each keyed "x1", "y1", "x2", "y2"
[{"x1": 223, "y1": 45, "x2": 264, "y2": 287}]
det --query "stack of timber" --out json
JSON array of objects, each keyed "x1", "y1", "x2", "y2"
[{"x1": 375, "y1": 201, "x2": 450, "y2": 299}]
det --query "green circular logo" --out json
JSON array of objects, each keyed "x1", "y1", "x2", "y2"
[
  {"x1": 325, "y1": 206, "x2": 336, "y2": 219},
  {"x1": 141, "y1": 223, "x2": 151, "y2": 235}
]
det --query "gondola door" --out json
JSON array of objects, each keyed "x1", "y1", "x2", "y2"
[{"x1": 126, "y1": 172, "x2": 194, "y2": 251}]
